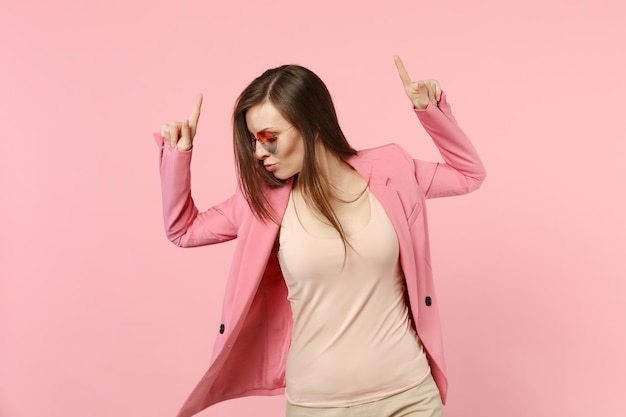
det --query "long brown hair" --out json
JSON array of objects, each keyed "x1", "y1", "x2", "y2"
[{"x1": 233, "y1": 65, "x2": 358, "y2": 245}]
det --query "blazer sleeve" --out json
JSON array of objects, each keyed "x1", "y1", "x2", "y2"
[
  {"x1": 154, "y1": 133, "x2": 239, "y2": 247},
  {"x1": 412, "y1": 92, "x2": 487, "y2": 199}
]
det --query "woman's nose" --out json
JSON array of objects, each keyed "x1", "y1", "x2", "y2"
[{"x1": 254, "y1": 141, "x2": 270, "y2": 160}]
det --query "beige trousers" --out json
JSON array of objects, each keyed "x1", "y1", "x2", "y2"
[{"x1": 285, "y1": 374, "x2": 444, "y2": 417}]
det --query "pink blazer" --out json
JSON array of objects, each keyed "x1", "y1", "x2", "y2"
[{"x1": 154, "y1": 93, "x2": 486, "y2": 417}]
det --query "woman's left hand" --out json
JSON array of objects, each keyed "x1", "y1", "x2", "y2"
[{"x1": 394, "y1": 55, "x2": 441, "y2": 110}]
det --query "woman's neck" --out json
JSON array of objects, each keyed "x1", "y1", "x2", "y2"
[{"x1": 312, "y1": 141, "x2": 366, "y2": 198}]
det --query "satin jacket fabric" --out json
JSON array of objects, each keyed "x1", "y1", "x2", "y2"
[{"x1": 154, "y1": 92, "x2": 486, "y2": 417}]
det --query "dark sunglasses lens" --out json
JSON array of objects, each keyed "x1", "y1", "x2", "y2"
[{"x1": 262, "y1": 142, "x2": 277, "y2": 153}]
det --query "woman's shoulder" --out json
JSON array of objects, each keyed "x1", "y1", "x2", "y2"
[
  {"x1": 356, "y1": 142, "x2": 410, "y2": 158},
  {"x1": 348, "y1": 143, "x2": 417, "y2": 184},
  {"x1": 352, "y1": 143, "x2": 413, "y2": 166}
]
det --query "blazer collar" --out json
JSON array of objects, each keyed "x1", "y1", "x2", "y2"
[{"x1": 347, "y1": 152, "x2": 390, "y2": 187}]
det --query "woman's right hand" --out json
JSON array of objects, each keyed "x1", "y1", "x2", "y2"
[{"x1": 160, "y1": 94, "x2": 203, "y2": 152}]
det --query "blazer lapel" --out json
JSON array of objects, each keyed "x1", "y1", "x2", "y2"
[
  {"x1": 349, "y1": 156, "x2": 419, "y2": 313},
  {"x1": 224, "y1": 180, "x2": 293, "y2": 330}
]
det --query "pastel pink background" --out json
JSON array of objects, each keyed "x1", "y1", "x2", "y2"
[{"x1": 1, "y1": 1, "x2": 625, "y2": 416}]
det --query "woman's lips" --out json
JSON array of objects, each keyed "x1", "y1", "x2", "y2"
[{"x1": 264, "y1": 163, "x2": 277, "y2": 172}]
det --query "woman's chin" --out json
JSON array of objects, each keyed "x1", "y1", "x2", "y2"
[{"x1": 272, "y1": 169, "x2": 297, "y2": 181}]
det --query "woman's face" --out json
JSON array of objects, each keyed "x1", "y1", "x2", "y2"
[{"x1": 245, "y1": 101, "x2": 305, "y2": 180}]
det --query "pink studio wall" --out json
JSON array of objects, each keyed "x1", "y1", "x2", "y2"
[{"x1": 1, "y1": 1, "x2": 625, "y2": 416}]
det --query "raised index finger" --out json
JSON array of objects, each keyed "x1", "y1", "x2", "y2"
[
  {"x1": 394, "y1": 55, "x2": 413, "y2": 87},
  {"x1": 189, "y1": 93, "x2": 203, "y2": 128}
]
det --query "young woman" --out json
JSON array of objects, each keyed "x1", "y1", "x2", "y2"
[{"x1": 154, "y1": 56, "x2": 486, "y2": 417}]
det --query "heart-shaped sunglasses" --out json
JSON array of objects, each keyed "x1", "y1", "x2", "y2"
[{"x1": 248, "y1": 125, "x2": 294, "y2": 154}]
